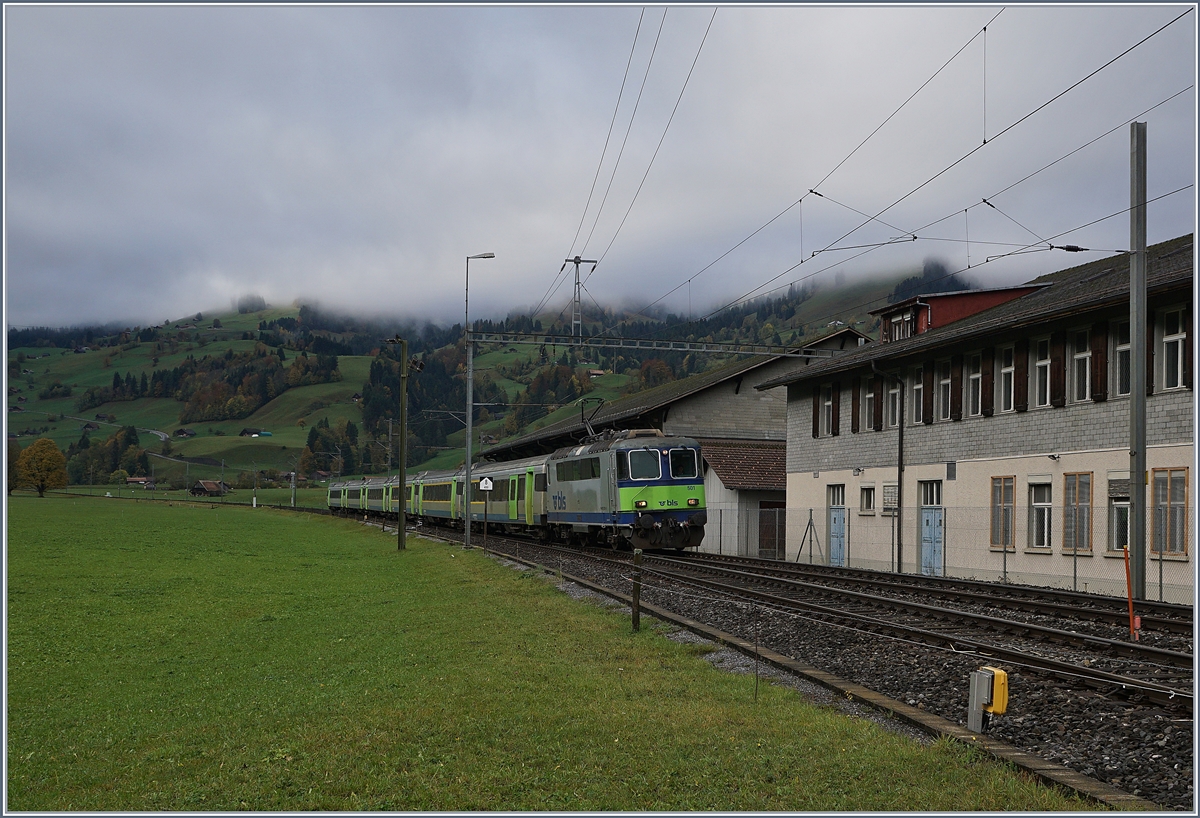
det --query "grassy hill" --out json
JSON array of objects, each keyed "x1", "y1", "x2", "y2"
[{"x1": 9, "y1": 270, "x2": 910, "y2": 485}]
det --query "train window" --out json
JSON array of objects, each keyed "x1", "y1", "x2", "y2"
[
  {"x1": 423, "y1": 484, "x2": 451, "y2": 502},
  {"x1": 534, "y1": 473, "x2": 547, "y2": 492},
  {"x1": 555, "y1": 458, "x2": 600, "y2": 482},
  {"x1": 628, "y1": 449, "x2": 661, "y2": 480},
  {"x1": 616, "y1": 451, "x2": 629, "y2": 480},
  {"x1": 669, "y1": 448, "x2": 698, "y2": 479}
]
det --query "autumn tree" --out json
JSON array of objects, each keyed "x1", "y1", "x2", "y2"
[{"x1": 17, "y1": 438, "x2": 67, "y2": 497}]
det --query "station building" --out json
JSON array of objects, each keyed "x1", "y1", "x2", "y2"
[{"x1": 756, "y1": 234, "x2": 1194, "y2": 602}]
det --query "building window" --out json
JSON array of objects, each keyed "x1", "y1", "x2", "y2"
[
  {"x1": 1163, "y1": 309, "x2": 1186, "y2": 389},
  {"x1": 990, "y1": 476, "x2": 1014, "y2": 549},
  {"x1": 1063, "y1": 472, "x2": 1092, "y2": 552},
  {"x1": 1114, "y1": 321, "x2": 1131, "y2": 397},
  {"x1": 864, "y1": 382, "x2": 875, "y2": 431},
  {"x1": 999, "y1": 346, "x2": 1015, "y2": 412},
  {"x1": 821, "y1": 384, "x2": 834, "y2": 436},
  {"x1": 1034, "y1": 338, "x2": 1051, "y2": 408},
  {"x1": 882, "y1": 484, "x2": 898, "y2": 515},
  {"x1": 860, "y1": 486, "x2": 876, "y2": 513},
  {"x1": 1071, "y1": 330, "x2": 1090, "y2": 402},
  {"x1": 919, "y1": 480, "x2": 942, "y2": 507},
  {"x1": 938, "y1": 361, "x2": 952, "y2": 421},
  {"x1": 828, "y1": 484, "x2": 846, "y2": 507},
  {"x1": 967, "y1": 354, "x2": 982, "y2": 416},
  {"x1": 889, "y1": 313, "x2": 913, "y2": 342},
  {"x1": 911, "y1": 367, "x2": 923, "y2": 424},
  {"x1": 1029, "y1": 483, "x2": 1052, "y2": 548},
  {"x1": 1152, "y1": 468, "x2": 1188, "y2": 555},
  {"x1": 1108, "y1": 498, "x2": 1130, "y2": 553},
  {"x1": 887, "y1": 381, "x2": 900, "y2": 427}
]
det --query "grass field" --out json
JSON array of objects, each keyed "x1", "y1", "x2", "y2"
[{"x1": 7, "y1": 496, "x2": 1088, "y2": 811}]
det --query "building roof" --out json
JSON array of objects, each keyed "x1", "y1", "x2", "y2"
[
  {"x1": 698, "y1": 438, "x2": 786, "y2": 492},
  {"x1": 484, "y1": 326, "x2": 870, "y2": 460},
  {"x1": 756, "y1": 234, "x2": 1193, "y2": 390},
  {"x1": 867, "y1": 284, "x2": 1050, "y2": 316}
]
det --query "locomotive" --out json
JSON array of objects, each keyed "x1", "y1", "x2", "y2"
[{"x1": 327, "y1": 429, "x2": 707, "y2": 550}]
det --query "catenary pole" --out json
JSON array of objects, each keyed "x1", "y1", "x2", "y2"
[
  {"x1": 1129, "y1": 122, "x2": 1147, "y2": 601},
  {"x1": 398, "y1": 338, "x2": 408, "y2": 551}
]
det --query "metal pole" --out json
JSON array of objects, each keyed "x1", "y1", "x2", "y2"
[
  {"x1": 462, "y1": 253, "x2": 495, "y2": 546},
  {"x1": 632, "y1": 548, "x2": 643, "y2": 631},
  {"x1": 1129, "y1": 121, "x2": 1147, "y2": 601},
  {"x1": 465, "y1": 330, "x2": 474, "y2": 549},
  {"x1": 399, "y1": 338, "x2": 408, "y2": 551}
]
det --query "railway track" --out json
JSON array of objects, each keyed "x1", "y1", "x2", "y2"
[
  {"x1": 425, "y1": 527, "x2": 1192, "y2": 713},
  {"x1": 679, "y1": 553, "x2": 1193, "y2": 636},
  {"x1": 638, "y1": 554, "x2": 1192, "y2": 714}
]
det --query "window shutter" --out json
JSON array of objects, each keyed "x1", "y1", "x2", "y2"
[
  {"x1": 1049, "y1": 331, "x2": 1066, "y2": 407},
  {"x1": 1185, "y1": 307, "x2": 1193, "y2": 390},
  {"x1": 1014, "y1": 338, "x2": 1029, "y2": 412},
  {"x1": 1090, "y1": 321, "x2": 1108, "y2": 401},
  {"x1": 922, "y1": 359, "x2": 934, "y2": 424},
  {"x1": 950, "y1": 354, "x2": 963, "y2": 421},
  {"x1": 872, "y1": 374, "x2": 884, "y2": 431},
  {"x1": 1146, "y1": 312, "x2": 1155, "y2": 395},
  {"x1": 811, "y1": 384, "x2": 820, "y2": 439},
  {"x1": 851, "y1": 378, "x2": 860, "y2": 434},
  {"x1": 831, "y1": 380, "x2": 841, "y2": 436},
  {"x1": 981, "y1": 347, "x2": 995, "y2": 416}
]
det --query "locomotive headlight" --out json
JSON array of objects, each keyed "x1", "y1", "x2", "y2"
[
  {"x1": 687, "y1": 498, "x2": 699, "y2": 507},
  {"x1": 635, "y1": 500, "x2": 648, "y2": 509}
]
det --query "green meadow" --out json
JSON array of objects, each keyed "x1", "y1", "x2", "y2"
[{"x1": 7, "y1": 496, "x2": 1089, "y2": 811}]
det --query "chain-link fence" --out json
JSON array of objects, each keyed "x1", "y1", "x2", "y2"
[{"x1": 696, "y1": 505, "x2": 1191, "y2": 604}]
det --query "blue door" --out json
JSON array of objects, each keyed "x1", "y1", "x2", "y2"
[
  {"x1": 828, "y1": 506, "x2": 847, "y2": 567},
  {"x1": 827, "y1": 485, "x2": 846, "y2": 567},
  {"x1": 918, "y1": 480, "x2": 944, "y2": 576}
]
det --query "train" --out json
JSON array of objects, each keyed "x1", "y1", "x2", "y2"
[{"x1": 327, "y1": 428, "x2": 707, "y2": 550}]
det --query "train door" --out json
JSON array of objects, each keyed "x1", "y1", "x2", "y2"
[
  {"x1": 517, "y1": 474, "x2": 527, "y2": 523},
  {"x1": 606, "y1": 454, "x2": 617, "y2": 519},
  {"x1": 508, "y1": 477, "x2": 518, "y2": 522},
  {"x1": 827, "y1": 484, "x2": 847, "y2": 567},
  {"x1": 919, "y1": 480, "x2": 944, "y2": 577},
  {"x1": 525, "y1": 469, "x2": 536, "y2": 523}
]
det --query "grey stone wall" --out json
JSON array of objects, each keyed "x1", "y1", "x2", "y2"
[
  {"x1": 787, "y1": 384, "x2": 1193, "y2": 473},
  {"x1": 664, "y1": 358, "x2": 804, "y2": 440}
]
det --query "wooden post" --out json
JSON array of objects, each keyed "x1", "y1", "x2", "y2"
[{"x1": 632, "y1": 549, "x2": 643, "y2": 632}]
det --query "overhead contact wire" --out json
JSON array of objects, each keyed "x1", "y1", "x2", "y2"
[
  {"x1": 532, "y1": 9, "x2": 647, "y2": 319},
  {"x1": 703, "y1": 8, "x2": 1193, "y2": 318},
  {"x1": 579, "y1": 7, "x2": 669, "y2": 258},
  {"x1": 590, "y1": 6, "x2": 719, "y2": 272},
  {"x1": 605, "y1": 8, "x2": 1003, "y2": 334}
]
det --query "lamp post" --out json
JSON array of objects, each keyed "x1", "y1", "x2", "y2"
[{"x1": 464, "y1": 251, "x2": 495, "y2": 549}]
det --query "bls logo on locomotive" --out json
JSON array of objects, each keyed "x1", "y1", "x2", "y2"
[{"x1": 551, "y1": 491, "x2": 568, "y2": 510}]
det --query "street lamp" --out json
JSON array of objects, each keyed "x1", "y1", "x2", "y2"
[{"x1": 464, "y1": 252, "x2": 495, "y2": 549}]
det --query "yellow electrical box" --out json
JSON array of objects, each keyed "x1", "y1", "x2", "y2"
[{"x1": 981, "y1": 666, "x2": 1008, "y2": 715}]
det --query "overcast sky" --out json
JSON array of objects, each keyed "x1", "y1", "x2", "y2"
[{"x1": 4, "y1": 4, "x2": 1196, "y2": 332}]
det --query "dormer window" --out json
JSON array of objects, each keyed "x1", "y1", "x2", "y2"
[{"x1": 888, "y1": 313, "x2": 914, "y2": 342}]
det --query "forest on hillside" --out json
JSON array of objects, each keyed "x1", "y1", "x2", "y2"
[{"x1": 9, "y1": 259, "x2": 971, "y2": 471}]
